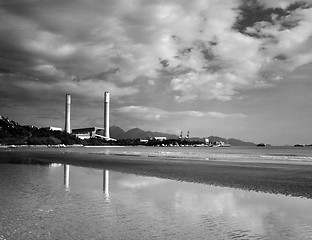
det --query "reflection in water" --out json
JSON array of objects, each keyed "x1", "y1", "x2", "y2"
[
  {"x1": 103, "y1": 170, "x2": 109, "y2": 198},
  {"x1": 1, "y1": 163, "x2": 312, "y2": 239},
  {"x1": 63, "y1": 164, "x2": 70, "y2": 189},
  {"x1": 62, "y1": 164, "x2": 109, "y2": 197}
]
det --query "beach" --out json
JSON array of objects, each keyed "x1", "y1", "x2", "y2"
[{"x1": 1, "y1": 146, "x2": 312, "y2": 199}]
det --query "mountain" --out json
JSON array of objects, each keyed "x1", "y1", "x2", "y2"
[
  {"x1": 0, "y1": 116, "x2": 256, "y2": 146},
  {"x1": 109, "y1": 126, "x2": 125, "y2": 139},
  {"x1": 109, "y1": 126, "x2": 179, "y2": 140},
  {"x1": 109, "y1": 127, "x2": 255, "y2": 145},
  {"x1": 207, "y1": 136, "x2": 256, "y2": 146},
  {"x1": 226, "y1": 138, "x2": 256, "y2": 146},
  {"x1": 123, "y1": 128, "x2": 147, "y2": 139},
  {"x1": 146, "y1": 131, "x2": 178, "y2": 140}
]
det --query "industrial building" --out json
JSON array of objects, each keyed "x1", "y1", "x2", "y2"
[
  {"x1": 153, "y1": 137, "x2": 167, "y2": 141},
  {"x1": 66, "y1": 92, "x2": 116, "y2": 141},
  {"x1": 42, "y1": 126, "x2": 63, "y2": 131},
  {"x1": 72, "y1": 127, "x2": 105, "y2": 140}
]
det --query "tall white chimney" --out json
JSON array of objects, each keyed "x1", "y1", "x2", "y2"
[
  {"x1": 103, "y1": 170, "x2": 109, "y2": 197},
  {"x1": 65, "y1": 94, "x2": 71, "y2": 133},
  {"x1": 104, "y1": 92, "x2": 110, "y2": 138}
]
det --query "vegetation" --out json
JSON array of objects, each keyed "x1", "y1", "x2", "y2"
[
  {"x1": 0, "y1": 116, "x2": 258, "y2": 147},
  {"x1": 0, "y1": 116, "x2": 81, "y2": 146}
]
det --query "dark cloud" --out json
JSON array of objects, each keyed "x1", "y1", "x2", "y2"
[
  {"x1": 209, "y1": 40, "x2": 218, "y2": 46},
  {"x1": 233, "y1": 0, "x2": 312, "y2": 35},
  {"x1": 280, "y1": 18, "x2": 300, "y2": 30},
  {"x1": 82, "y1": 68, "x2": 120, "y2": 81},
  {"x1": 159, "y1": 59, "x2": 169, "y2": 68},
  {"x1": 233, "y1": 0, "x2": 288, "y2": 34},
  {"x1": 201, "y1": 48, "x2": 215, "y2": 61},
  {"x1": 0, "y1": 69, "x2": 10, "y2": 74},
  {"x1": 286, "y1": 1, "x2": 312, "y2": 11},
  {"x1": 274, "y1": 54, "x2": 288, "y2": 61},
  {"x1": 0, "y1": 0, "x2": 122, "y2": 84},
  {"x1": 0, "y1": 38, "x2": 36, "y2": 75}
]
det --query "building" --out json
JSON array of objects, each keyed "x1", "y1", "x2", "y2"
[
  {"x1": 72, "y1": 127, "x2": 104, "y2": 140},
  {"x1": 72, "y1": 127, "x2": 116, "y2": 141},
  {"x1": 42, "y1": 126, "x2": 63, "y2": 131},
  {"x1": 153, "y1": 137, "x2": 167, "y2": 141}
]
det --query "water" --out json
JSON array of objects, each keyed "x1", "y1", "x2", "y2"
[
  {"x1": 1, "y1": 155, "x2": 312, "y2": 239},
  {"x1": 67, "y1": 145, "x2": 312, "y2": 164}
]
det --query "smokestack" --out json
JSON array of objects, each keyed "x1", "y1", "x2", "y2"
[
  {"x1": 104, "y1": 92, "x2": 110, "y2": 138},
  {"x1": 103, "y1": 170, "x2": 109, "y2": 196},
  {"x1": 65, "y1": 94, "x2": 71, "y2": 133}
]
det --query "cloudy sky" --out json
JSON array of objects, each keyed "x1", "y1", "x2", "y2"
[{"x1": 1, "y1": 0, "x2": 312, "y2": 145}]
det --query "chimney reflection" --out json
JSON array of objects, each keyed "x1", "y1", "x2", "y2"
[
  {"x1": 64, "y1": 164, "x2": 70, "y2": 189},
  {"x1": 62, "y1": 165, "x2": 109, "y2": 196},
  {"x1": 103, "y1": 170, "x2": 109, "y2": 197}
]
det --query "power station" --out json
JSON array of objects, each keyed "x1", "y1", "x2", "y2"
[{"x1": 69, "y1": 92, "x2": 115, "y2": 140}]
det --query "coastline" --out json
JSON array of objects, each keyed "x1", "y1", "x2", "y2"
[{"x1": 1, "y1": 147, "x2": 312, "y2": 199}]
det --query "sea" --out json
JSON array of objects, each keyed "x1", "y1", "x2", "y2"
[
  {"x1": 1, "y1": 146, "x2": 312, "y2": 239},
  {"x1": 79, "y1": 145, "x2": 312, "y2": 163}
]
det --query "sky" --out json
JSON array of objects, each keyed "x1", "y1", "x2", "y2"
[{"x1": 1, "y1": 0, "x2": 312, "y2": 145}]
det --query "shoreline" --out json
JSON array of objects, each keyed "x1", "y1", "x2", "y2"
[{"x1": 1, "y1": 148, "x2": 312, "y2": 199}]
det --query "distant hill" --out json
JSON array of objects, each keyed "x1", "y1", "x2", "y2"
[
  {"x1": 110, "y1": 126, "x2": 179, "y2": 140},
  {"x1": 188, "y1": 136, "x2": 256, "y2": 146},
  {"x1": 123, "y1": 128, "x2": 147, "y2": 139},
  {"x1": 207, "y1": 136, "x2": 256, "y2": 146},
  {"x1": 109, "y1": 126, "x2": 256, "y2": 146},
  {"x1": 109, "y1": 126, "x2": 125, "y2": 139},
  {"x1": 0, "y1": 116, "x2": 256, "y2": 146},
  {"x1": 226, "y1": 138, "x2": 256, "y2": 146}
]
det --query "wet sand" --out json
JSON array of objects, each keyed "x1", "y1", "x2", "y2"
[{"x1": 1, "y1": 148, "x2": 312, "y2": 199}]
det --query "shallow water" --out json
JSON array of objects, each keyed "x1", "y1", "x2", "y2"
[
  {"x1": 67, "y1": 145, "x2": 312, "y2": 164},
  {"x1": 1, "y1": 162, "x2": 312, "y2": 239}
]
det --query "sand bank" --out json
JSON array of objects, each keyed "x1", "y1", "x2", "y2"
[{"x1": 1, "y1": 148, "x2": 312, "y2": 199}]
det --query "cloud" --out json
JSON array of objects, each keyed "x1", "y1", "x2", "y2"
[
  {"x1": 113, "y1": 104, "x2": 246, "y2": 133},
  {"x1": 260, "y1": 0, "x2": 311, "y2": 9},
  {"x1": 235, "y1": 1, "x2": 312, "y2": 72},
  {"x1": 1, "y1": 0, "x2": 312, "y2": 106},
  {"x1": 116, "y1": 105, "x2": 246, "y2": 122},
  {"x1": 0, "y1": 71, "x2": 138, "y2": 107},
  {"x1": 162, "y1": 0, "x2": 312, "y2": 101}
]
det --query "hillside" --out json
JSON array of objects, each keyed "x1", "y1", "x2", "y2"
[
  {"x1": 0, "y1": 116, "x2": 256, "y2": 146},
  {"x1": 110, "y1": 126, "x2": 255, "y2": 146},
  {"x1": 110, "y1": 126, "x2": 179, "y2": 140},
  {"x1": 109, "y1": 126, "x2": 125, "y2": 139},
  {"x1": 0, "y1": 116, "x2": 80, "y2": 145},
  {"x1": 207, "y1": 136, "x2": 256, "y2": 146}
]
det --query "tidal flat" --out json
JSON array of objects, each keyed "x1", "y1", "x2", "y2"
[
  {"x1": 2, "y1": 146, "x2": 312, "y2": 239},
  {"x1": 1, "y1": 146, "x2": 312, "y2": 239},
  {"x1": 1, "y1": 146, "x2": 312, "y2": 199}
]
